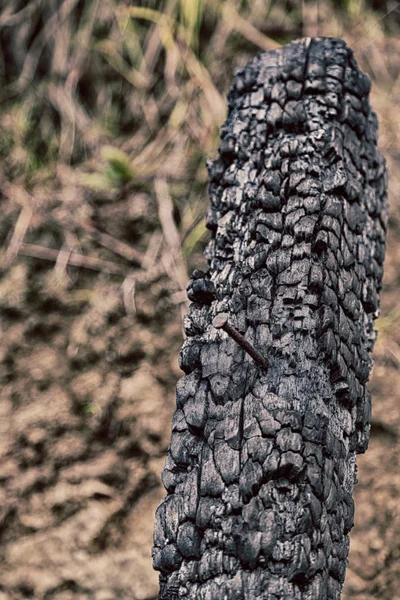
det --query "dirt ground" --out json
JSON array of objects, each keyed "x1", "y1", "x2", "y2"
[{"x1": 0, "y1": 187, "x2": 185, "y2": 600}]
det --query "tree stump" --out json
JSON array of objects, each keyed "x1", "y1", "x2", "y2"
[{"x1": 153, "y1": 37, "x2": 388, "y2": 600}]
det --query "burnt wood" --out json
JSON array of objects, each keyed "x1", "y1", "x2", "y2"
[{"x1": 153, "y1": 37, "x2": 388, "y2": 599}]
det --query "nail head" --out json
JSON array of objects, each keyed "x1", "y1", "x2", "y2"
[{"x1": 213, "y1": 313, "x2": 229, "y2": 329}]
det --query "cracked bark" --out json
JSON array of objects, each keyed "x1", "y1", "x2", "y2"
[{"x1": 152, "y1": 37, "x2": 388, "y2": 600}]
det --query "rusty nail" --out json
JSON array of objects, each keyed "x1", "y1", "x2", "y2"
[{"x1": 212, "y1": 312, "x2": 268, "y2": 370}]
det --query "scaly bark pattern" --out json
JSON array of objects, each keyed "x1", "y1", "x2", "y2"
[{"x1": 153, "y1": 37, "x2": 388, "y2": 599}]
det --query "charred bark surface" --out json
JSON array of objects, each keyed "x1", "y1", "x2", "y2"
[{"x1": 152, "y1": 37, "x2": 388, "y2": 599}]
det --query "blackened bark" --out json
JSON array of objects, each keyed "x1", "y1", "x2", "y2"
[{"x1": 152, "y1": 37, "x2": 388, "y2": 599}]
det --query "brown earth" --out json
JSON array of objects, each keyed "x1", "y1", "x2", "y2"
[{"x1": 0, "y1": 187, "x2": 186, "y2": 600}]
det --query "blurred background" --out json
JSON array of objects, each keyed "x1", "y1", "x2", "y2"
[{"x1": 0, "y1": 1, "x2": 399, "y2": 599}]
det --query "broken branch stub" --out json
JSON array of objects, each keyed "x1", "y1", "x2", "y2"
[{"x1": 153, "y1": 37, "x2": 388, "y2": 600}]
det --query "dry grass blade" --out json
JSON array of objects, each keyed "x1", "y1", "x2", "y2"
[
  {"x1": 155, "y1": 178, "x2": 182, "y2": 253},
  {"x1": 121, "y1": 273, "x2": 136, "y2": 316},
  {"x1": 302, "y1": 0, "x2": 320, "y2": 38},
  {"x1": 5, "y1": 205, "x2": 33, "y2": 265},
  {"x1": 4, "y1": 0, "x2": 81, "y2": 98},
  {"x1": 385, "y1": 339, "x2": 400, "y2": 368},
  {"x1": 0, "y1": 0, "x2": 42, "y2": 27},
  {"x1": 141, "y1": 231, "x2": 163, "y2": 272},
  {"x1": 69, "y1": 0, "x2": 101, "y2": 73},
  {"x1": 154, "y1": 177, "x2": 189, "y2": 310},
  {"x1": 179, "y1": 0, "x2": 203, "y2": 49},
  {"x1": 118, "y1": 6, "x2": 176, "y2": 50},
  {"x1": 182, "y1": 51, "x2": 226, "y2": 124},
  {"x1": 118, "y1": 5, "x2": 180, "y2": 94},
  {"x1": 54, "y1": 243, "x2": 73, "y2": 280},
  {"x1": 95, "y1": 39, "x2": 149, "y2": 88},
  {"x1": 221, "y1": 3, "x2": 281, "y2": 51},
  {"x1": 81, "y1": 222, "x2": 144, "y2": 267},
  {"x1": 19, "y1": 243, "x2": 127, "y2": 276},
  {"x1": 351, "y1": 3, "x2": 400, "y2": 49},
  {"x1": 120, "y1": 4, "x2": 225, "y2": 124}
]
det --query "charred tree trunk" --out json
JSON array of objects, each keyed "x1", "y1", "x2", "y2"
[{"x1": 152, "y1": 37, "x2": 388, "y2": 600}]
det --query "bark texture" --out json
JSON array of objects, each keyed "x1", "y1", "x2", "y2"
[{"x1": 152, "y1": 37, "x2": 388, "y2": 599}]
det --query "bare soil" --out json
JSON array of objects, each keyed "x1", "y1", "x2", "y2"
[{"x1": 0, "y1": 190, "x2": 184, "y2": 600}]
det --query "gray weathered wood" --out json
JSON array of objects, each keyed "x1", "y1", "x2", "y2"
[{"x1": 153, "y1": 37, "x2": 388, "y2": 599}]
